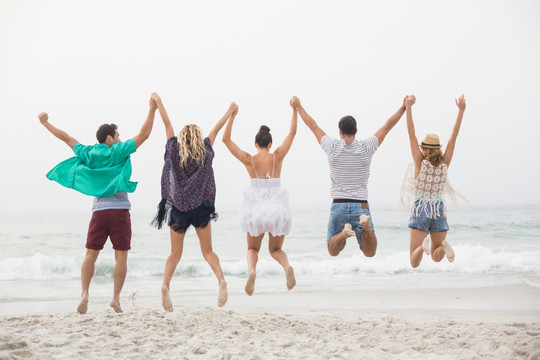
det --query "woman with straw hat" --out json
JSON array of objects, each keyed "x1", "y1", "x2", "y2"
[{"x1": 402, "y1": 94, "x2": 466, "y2": 268}]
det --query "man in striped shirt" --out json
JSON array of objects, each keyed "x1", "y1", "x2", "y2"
[{"x1": 290, "y1": 96, "x2": 405, "y2": 257}]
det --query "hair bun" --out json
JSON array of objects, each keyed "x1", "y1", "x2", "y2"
[{"x1": 259, "y1": 125, "x2": 270, "y2": 134}]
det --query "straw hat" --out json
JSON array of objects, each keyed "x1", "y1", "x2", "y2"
[{"x1": 420, "y1": 134, "x2": 441, "y2": 149}]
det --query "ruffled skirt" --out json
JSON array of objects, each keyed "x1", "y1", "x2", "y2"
[
  {"x1": 240, "y1": 178, "x2": 291, "y2": 237},
  {"x1": 151, "y1": 199, "x2": 217, "y2": 234}
]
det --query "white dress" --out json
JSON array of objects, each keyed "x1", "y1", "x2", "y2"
[{"x1": 240, "y1": 154, "x2": 292, "y2": 237}]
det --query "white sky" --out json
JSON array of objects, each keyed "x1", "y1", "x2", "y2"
[{"x1": 1, "y1": 0, "x2": 539, "y2": 214}]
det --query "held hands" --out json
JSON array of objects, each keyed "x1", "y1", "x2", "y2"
[
  {"x1": 228, "y1": 102, "x2": 239, "y2": 116},
  {"x1": 290, "y1": 96, "x2": 301, "y2": 109},
  {"x1": 455, "y1": 94, "x2": 466, "y2": 112},
  {"x1": 405, "y1": 95, "x2": 416, "y2": 109},
  {"x1": 38, "y1": 112, "x2": 49, "y2": 125}
]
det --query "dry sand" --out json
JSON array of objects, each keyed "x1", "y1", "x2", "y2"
[{"x1": 1, "y1": 286, "x2": 539, "y2": 359}]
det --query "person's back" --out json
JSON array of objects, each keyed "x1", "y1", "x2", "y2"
[{"x1": 322, "y1": 135, "x2": 378, "y2": 200}]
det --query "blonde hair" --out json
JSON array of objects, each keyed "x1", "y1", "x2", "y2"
[
  {"x1": 422, "y1": 147, "x2": 446, "y2": 167},
  {"x1": 178, "y1": 124, "x2": 206, "y2": 168}
]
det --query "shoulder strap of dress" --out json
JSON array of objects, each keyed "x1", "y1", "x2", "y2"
[{"x1": 251, "y1": 155, "x2": 259, "y2": 178}]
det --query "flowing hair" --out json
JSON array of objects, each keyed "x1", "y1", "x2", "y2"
[
  {"x1": 178, "y1": 124, "x2": 206, "y2": 168},
  {"x1": 422, "y1": 147, "x2": 446, "y2": 167}
]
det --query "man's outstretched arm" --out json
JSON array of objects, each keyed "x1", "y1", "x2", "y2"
[
  {"x1": 290, "y1": 96, "x2": 326, "y2": 144},
  {"x1": 373, "y1": 97, "x2": 407, "y2": 146},
  {"x1": 38, "y1": 112, "x2": 78, "y2": 149},
  {"x1": 133, "y1": 95, "x2": 158, "y2": 149}
]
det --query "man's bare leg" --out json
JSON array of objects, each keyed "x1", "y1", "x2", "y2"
[
  {"x1": 359, "y1": 215, "x2": 377, "y2": 257},
  {"x1": 110, "y1": 250, "x2": 128, "y2": 313},
  {"x1": 327, "y1": 223, "x2": 355, "y2": 256},
  {"x1": 78, "y1": 249, "x2": 100, "y2": 314}
]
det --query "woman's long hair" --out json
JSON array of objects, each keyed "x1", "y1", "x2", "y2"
[
  {"x1": 178, "y1": 124, "x2": 206, "y2": 168},
  {"x1": 422, "y1": 147, "x2": 446, "y2": 167}
]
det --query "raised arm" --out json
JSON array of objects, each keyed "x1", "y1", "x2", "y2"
[
  {"x1": 38, "y1": 112, "x2": 79, "y2": 149},
  {"x1": 444, "y1": 95, "x2": 466, "y2": 167},
  {"x1": 151, "y1": 92, "x2": 174, "y2": 140},
  {"x1": 374, "y1": 97, "x2": 407, "y2": 146},
  {"x1": 405, "y1": 95, "x2": 423, "y2": 166},
  {"x1": 133, "y1": 95, "x2": 158, "y2": 149},
  {"x1": 222, "y1": 103, "x2": 252, "y2": 166},
  {"x1": 274, "y1": 106, "x2": 298, "y2": 160},
  {"x1": 290, "y1": 96, "x2": 326, "y2": 144},
  {"x1": 208, "y1": 102, "x2": 237, "y2": 146}
]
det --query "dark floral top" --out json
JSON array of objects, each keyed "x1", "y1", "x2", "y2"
[{"x1": 160, "y1": 136, "x2": 216, "y2": 211}]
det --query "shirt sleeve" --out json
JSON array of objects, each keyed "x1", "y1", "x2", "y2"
[
  {"x1": 73, "y1": 143, "x2": 91, "y2": 163},
  {"x1": 115, "y1": 139, "x2": 137, "y2": 157},
  {"x1": 365, "y1": 136, "x2": 378, "y2": 155},
  {"x1": 320, "y1": 135, "x2": 333, "y2": 154}
]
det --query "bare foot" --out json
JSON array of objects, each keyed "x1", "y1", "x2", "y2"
[
  {"x1": 245, "y1": 272, "x2": 256, "y2": 296},
  {"x1": 218, "y1": 280, "x2": 228, "y2": 307},
  {"x1": 286, "y1": 266, "x2": 296, "y2": 291},
  {"x1": 77, "y1": 293, "x2": 89, "y2": 314},
  {"x1": 359, "y1": 215, "x2": 371, "y2": 230},
  {"x1": 109, "y1": 300, "x2": 123, "y2": 313},
  {"x1": 422, "y1": 235, "x2": 431, "y2": 255},
  {"x1": 442, "y1": 240, "x2": 455, "y2": 262},
  {"x1": 342, "y1": 223, "x2": 356, "y2": 237},
  {"x1": 161, "y1": 285, "x2": 174, "y2": 312}
]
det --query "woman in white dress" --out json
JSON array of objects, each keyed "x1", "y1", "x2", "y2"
[
  {"x1": 403, "y1": 94, "x2": 466, "y2": 268},
  {"x1": 222, "y1": 100, "x2": 297, "y2": 296}
]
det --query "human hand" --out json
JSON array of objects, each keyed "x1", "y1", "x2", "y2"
[
  {"x1": 455, "y1": 94, "x2": 466, "y2": 112},
  {"x1": 405, "y1": 95, "x2": 416, "y2": 108},
  {"x1": 151, "y1": 92, "x2": 161, "y2": 103},
  {"x1": 38, "y1": 112, "x2": 49, "y2": 124},
  {"x1": 228, "y1": 102, "x2": 239, "y2": 115},
  {"x1": 290, "y1": 96, "x2": 301, "y2": 108}
]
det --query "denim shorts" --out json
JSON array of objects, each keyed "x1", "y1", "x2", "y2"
[
  {"x1": 327, "y1": 202, "x2": 375, "y2": 245},
  {"x1": 408, "y1": 202, "x2": 449, "y2": 233}
]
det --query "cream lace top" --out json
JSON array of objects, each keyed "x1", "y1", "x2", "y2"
[{"x1": 401, "y1": 160, "x2": 465, "y2": 219}]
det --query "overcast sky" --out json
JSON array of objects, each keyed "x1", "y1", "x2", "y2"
[{"x1": 1, "y1": 0, "x2": 539, "y2": 214}]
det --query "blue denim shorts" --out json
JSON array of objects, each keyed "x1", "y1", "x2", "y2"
[
  {"x1": 327, "y1": 202, "x2": 375, "y2": 245},
  {"x1": 408, "y1": 202, "x2": 449, "y2": 233}
]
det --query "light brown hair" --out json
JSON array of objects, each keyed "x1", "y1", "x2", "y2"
[
  {"x1": 422, "y1": 147, "x2": 446, "y2": 167},
  {"x1": 178, "y1": 124, "x2": 206, "y2": 168}
]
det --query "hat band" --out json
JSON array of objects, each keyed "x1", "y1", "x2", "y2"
[{"x1": 421, "y1": 142, "x2": 440, "y2": 148}]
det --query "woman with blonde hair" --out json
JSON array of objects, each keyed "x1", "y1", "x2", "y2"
[
  {"x1": 402, "y1": 94, "x2": 466, "y2": 268},
  {"x1": 151, "y1": 92, "x2": 235, "y2": 310},
  {"x1": 222, "y1": 99, "x2": 297, "y2": 296}
]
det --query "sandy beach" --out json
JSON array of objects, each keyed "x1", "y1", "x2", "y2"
[{"x1": 1, "y1": 285, "x2": 539, "y2": 360}]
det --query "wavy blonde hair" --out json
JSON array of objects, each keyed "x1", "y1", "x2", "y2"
[
  {"x1": 178, "y1": 124, "x2": 206, "y2": 168},
  {"x1": 422, "y1": 147, "x2": 446, "y2": 167}
]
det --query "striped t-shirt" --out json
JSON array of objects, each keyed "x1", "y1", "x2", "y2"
[{"x1": 320, "y1": 135, "x2": 378, "y2": 200}]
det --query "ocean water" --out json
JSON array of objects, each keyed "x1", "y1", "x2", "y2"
[{"x1": 1, "y1": 205, "x2": 539, "y2": 313}]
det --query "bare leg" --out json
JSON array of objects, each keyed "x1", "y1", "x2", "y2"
[
  {"x1": 359, "y1": 215, "x2": 377, "y2": 257},
  {"x1": 246, "y1": 233, "x2": 264, "y2": 296},
  {"x1": 327, "y1": 224, "x2": 355, "y2": 256},
  {"x1": 195, "y1": 224, "x2": 227, "y2": 307},
  {"x1": 268, "y1": 233, "x2": 295, "y2": 290},
  {"x1": 430, "y1": 232, "x2": 453, "y2": 262},
  {"x1": 161, "y1": 228, "x2": 185, "y2": 312},
  {"x1": 409, "y1": 229, "x2": 428, "y2": 268},
  {"x1": 78, "y1": 249, "x2": 100, "y2": 314},
  {"x1": 109, "y1": 250, "x2": 128, "y2": 313}
]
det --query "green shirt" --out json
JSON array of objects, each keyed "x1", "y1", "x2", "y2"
[{"x1": 46, "y1": 139, "x2": 137, "y2": 197}]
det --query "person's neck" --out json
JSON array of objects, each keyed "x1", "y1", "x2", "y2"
[{"x1": 341, "y1": 135, "x2": 355, "y2": 145}]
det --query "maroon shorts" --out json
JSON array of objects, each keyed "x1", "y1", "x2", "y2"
[{"x1": 86, "y1": 209, "x2": 131, "y2": 251}]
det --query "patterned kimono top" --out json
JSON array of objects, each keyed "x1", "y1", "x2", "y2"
[{"x1": 160, "y1": 136, "x2": 216, "y2": 212}]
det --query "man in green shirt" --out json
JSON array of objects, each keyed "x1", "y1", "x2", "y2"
[{"x1": 38, "y1": 96, "x2": 157, "y2": 314}]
